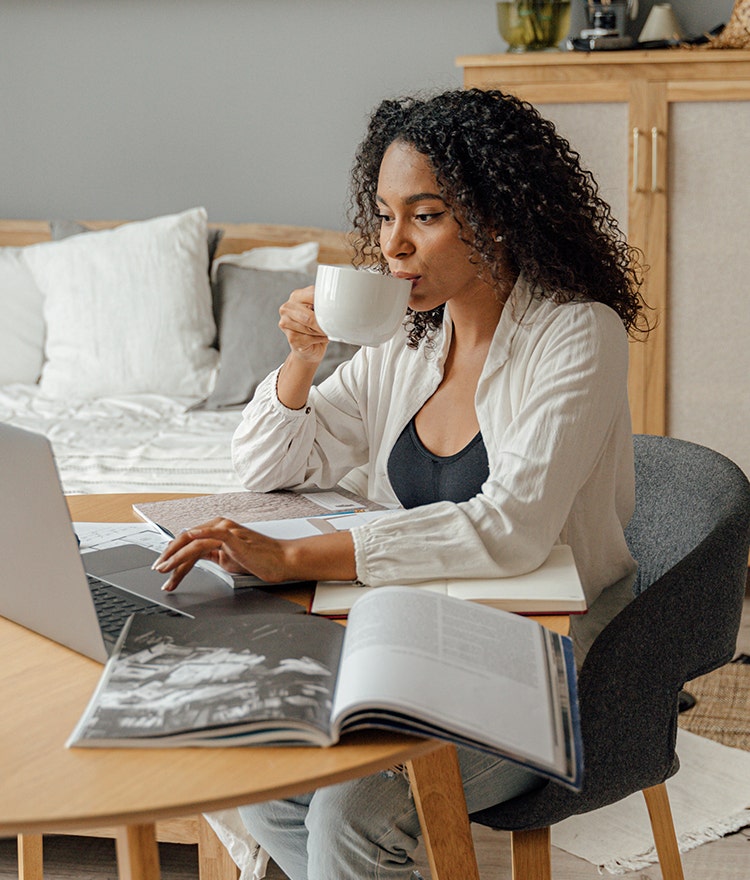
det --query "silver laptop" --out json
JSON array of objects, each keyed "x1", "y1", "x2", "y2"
[{"x1": 0, "y1": 423, "x2": 302, "y2": 662}]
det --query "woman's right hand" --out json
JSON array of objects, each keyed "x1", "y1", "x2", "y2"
[
  {"x1": 279, "y1": 285, "x2": 329, "y2": 366},
  {"x1": 153, "y1": 516, "x2": 357, "y2": 592}
]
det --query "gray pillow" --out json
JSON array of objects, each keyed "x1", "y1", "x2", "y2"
[
  {"x1": 49, "y1": 219, "x2": 91, "y2": 240},
  {"x1": 196, "y1": 264, "x2": 357, "y2": 410}
]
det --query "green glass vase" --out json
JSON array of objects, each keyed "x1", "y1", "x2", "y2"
[{"x1": 497, "y1": 1, "x2": 572, "y2": 52}]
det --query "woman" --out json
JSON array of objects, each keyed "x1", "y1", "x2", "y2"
[{"x1": 155, "y1": 88, "x2": 648, "y2": 879}]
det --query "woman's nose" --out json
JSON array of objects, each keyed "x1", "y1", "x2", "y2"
[{"x1": 380, "y1": 221, "x2": 415, "y2": 261}]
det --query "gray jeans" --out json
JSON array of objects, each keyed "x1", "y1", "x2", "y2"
[{"x1": 238, "y1": 744, "x2": 542, "y2": 880}]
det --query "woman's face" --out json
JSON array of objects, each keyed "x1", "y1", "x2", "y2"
[{"x1": 376, "y1": 140, "x2": 494, "y2": 313}]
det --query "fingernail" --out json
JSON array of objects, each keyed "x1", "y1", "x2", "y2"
[{"x1": 161, "y1": 581, "x2": 172, "y2": 591}]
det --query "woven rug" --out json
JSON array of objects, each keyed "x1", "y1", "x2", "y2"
[
  {"x1": 552, "y1": 659, "x2": 750, "y2": 874},
  {"x1": 678, "y1": 656, "x2": 750, "y2": 750}
]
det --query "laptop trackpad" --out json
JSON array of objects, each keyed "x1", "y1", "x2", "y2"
[{"x1": 84, "y1": 544, "x2": 231, "y2": 611}]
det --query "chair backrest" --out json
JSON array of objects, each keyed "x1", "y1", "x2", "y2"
[
  {"x1": 472, "y1": 434, "x2": 750, "y2": 830},
  {"x1": 622, "y1": 435, "x2": 750, "y2": 679}
]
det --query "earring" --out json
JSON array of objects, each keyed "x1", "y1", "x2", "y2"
[{"x1": 494, "y1": 234, "x2": 504, "y2": 243}]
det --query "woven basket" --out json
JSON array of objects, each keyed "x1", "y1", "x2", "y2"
[{"x1": 703, "y1": 0, "x2": 750, "y2": 48}]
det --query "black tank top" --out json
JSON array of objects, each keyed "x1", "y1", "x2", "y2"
[{"x1": 387, "y1": 416, "x2": 490, "y2": 509}]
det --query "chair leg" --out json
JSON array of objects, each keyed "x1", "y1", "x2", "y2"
[
  {"x1": 510, "y1": 827, "x2": 551, "y2": 880},
  {"x1": 17, "y1": 834, "x2": 43, "y2": 880},
  {"x1": 642, "y1": 783, "x2": 685, "y2": 880}
]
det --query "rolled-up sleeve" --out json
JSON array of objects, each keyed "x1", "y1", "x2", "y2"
[{"x1": 232, "y1": 354, "x2": 376, "y2": 492}]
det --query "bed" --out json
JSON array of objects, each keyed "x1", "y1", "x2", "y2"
[{"x1": 0, "y1": 211, "x2": 355, "y2": 494}]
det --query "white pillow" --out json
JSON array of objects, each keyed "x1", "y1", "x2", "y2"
[
  {"x1": 24, "y1": 208, "x2": 218, "y2": 399},
  {"x1": 0, "y1": 247, "x2": 45, "y2": 384}
]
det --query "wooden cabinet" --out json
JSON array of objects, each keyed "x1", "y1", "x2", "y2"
[{"x1": 457, "y1": 49, "x2": 750, "y2": 476}]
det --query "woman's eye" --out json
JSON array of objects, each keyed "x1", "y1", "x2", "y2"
[{"x1": 374, "y1": 210, "x2": 445, "y2": 224}]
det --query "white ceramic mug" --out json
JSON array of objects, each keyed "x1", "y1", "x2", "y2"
[{"x1": 313, "y1": 265, "x2": 412, "y2": 347}]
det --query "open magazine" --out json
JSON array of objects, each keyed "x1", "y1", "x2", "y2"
[{"x1": 67, "y1": 586, "x2": 583, "y2": 789}]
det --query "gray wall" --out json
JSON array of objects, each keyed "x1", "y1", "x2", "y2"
[{"x1": 1, "y1": 0, "x2": 734, "y2": 230}]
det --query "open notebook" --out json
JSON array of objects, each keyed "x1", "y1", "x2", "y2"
[{"x1": 312, "y1": 544, "x2": 587, "y2": 617}]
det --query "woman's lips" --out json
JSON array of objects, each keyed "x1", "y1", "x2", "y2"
[{"x1": 393, "y1": 272, "x2": 421, "y2": 289}]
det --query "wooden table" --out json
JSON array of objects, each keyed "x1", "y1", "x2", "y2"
[{"x1": 2, "y1": 493, "x2": 484, "y2": 880}]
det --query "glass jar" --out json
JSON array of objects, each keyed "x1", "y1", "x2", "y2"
[{"x1": 496, "y1": 1, "x2": 572, "y2": 52}]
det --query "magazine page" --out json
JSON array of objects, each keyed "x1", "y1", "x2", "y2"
[
  {"x1": 67, "y1": 612, "x2": 345, "y2": 748},
  {"x1": 248, "y1": 509, "x2": 396, "y2": 540},
  {"x1": 332, "y1": 587, "x2": 578, "y2": 783}
]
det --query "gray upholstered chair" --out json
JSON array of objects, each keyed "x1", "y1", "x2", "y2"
[{"x1": 470, "y1": 434, "x2": 750, "y2": 880}]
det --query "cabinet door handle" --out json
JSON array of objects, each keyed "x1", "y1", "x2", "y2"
[
  {"x1": 632, "y1": 127, "x2": 643, "y2": 193},
  {"x1": 651, "y1": 126, "x2": 660, "y2": 193}
]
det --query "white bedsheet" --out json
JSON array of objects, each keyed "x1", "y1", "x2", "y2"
[{"x1": 0, "y1": 384, "x2": 245, "y2": 494}]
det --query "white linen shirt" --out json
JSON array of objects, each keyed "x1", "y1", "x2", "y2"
[{"x1": 232, "y1": 277, "x2": 637, "y2": 611}]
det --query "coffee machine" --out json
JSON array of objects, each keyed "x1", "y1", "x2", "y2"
[{"x1": 571, "y1": 0, "x2": 639, "y2": 50}]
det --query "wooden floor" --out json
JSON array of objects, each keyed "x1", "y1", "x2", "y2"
[
  {"x1": 3, "y1": 588, "x2": 749, "y2": 880},
  {"x1": 2, "y1": 824, "x2": 750, "y2": 880}
]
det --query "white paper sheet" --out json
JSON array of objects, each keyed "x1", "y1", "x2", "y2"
[{"x1": 74, "y1": 522, "x2": 170, "y2": 553}]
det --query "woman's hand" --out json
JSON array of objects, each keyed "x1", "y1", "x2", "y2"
[
  {"x1": 152, "y1": 518, "x2": 292, "y2": 592},
  {"x1": 276, "y1": 285, "x2": 332, "y2": 410},
  {"x1": 152, "y1": 517, "x2": 357, "y2": 592},
  {"x1": 279, "y1": 285, "x2": 329, "y2": 365}
]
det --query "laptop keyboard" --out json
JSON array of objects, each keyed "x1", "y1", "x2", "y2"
[{"x1": 87, "y1": 574, "x2": 184, "y2": 639}]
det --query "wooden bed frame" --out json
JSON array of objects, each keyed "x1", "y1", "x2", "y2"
[{"x1": 0, "y1": 218, "x2": 356, "y2": 267}]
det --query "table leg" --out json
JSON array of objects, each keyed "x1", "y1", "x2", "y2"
[
  {"x1": 407, "y1": 744, "x2": 480, "y2": 880},
  {"x1": 115, "y1": 824, "x2": 161, "y2": 880},
  {"x1": 17, "y1": 833, "x2": 43, "y2": 880}
]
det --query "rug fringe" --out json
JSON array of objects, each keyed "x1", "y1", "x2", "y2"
[{"x1": 597, "y1": 808, "x2": 750, "y2": 875}]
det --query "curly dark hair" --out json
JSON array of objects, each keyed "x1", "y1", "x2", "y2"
[{"x1": 348, "y1": 88, "x2": 649, "y2": 347}]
